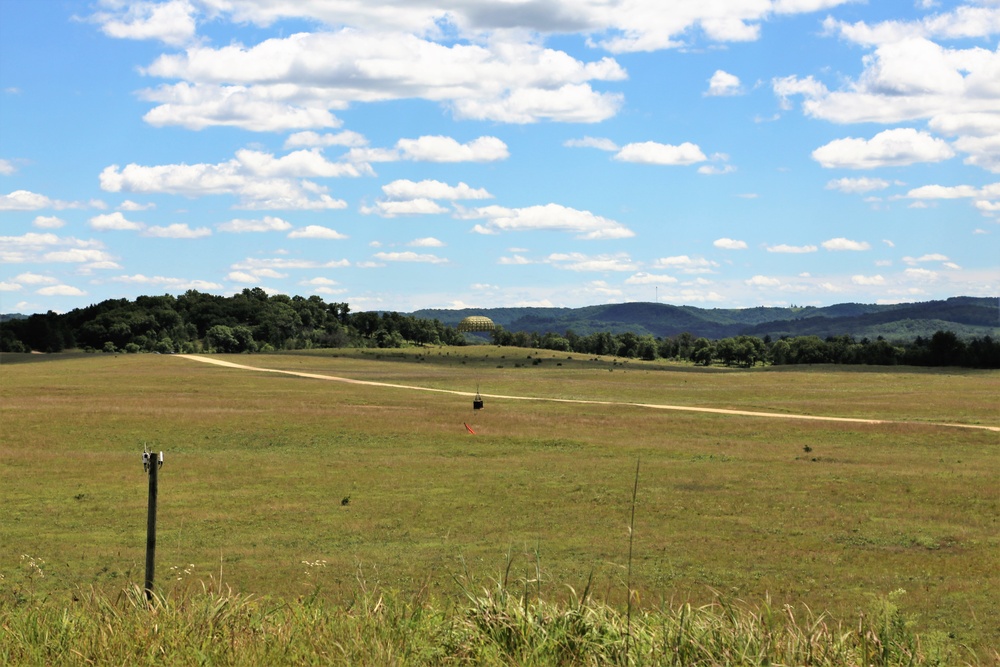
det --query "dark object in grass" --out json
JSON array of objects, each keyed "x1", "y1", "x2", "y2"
[
  {"x1": 341, "y1": 496, "x2": 350, "y2": 506},
  {"x1": 803, "y1": 444, "x2": 813, "y2": 453}
]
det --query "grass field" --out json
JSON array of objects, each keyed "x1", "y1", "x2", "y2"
[{"x1": 1, "y1": 348, "x2": 998, "y2": 663}]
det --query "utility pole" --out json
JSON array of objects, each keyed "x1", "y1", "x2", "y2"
[{"x1": 142, "y1": 447, "x2": 163, "y2": 602}]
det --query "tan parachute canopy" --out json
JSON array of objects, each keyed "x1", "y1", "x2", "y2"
[{"x1": 457, "y1": 315, "x2": 495, "y2": 333}]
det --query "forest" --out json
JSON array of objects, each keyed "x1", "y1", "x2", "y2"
[{"x1": 1, "y1": 288, "x2": 997, "y2": 368}]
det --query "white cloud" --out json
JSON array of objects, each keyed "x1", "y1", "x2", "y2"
[
  {"x1": 706, "y1": 70, "x2": 742, "y2": 96},
  {"x1": 776, "y1": 25, "x2": 1000, "y2": 173},
  {"x1": 100, "y1": 149, "x2": 360, "y2": 209},
  {"x1": 284, "y1": 130, "x2": 368, "y2": 149},
  {"x1": 354, "y1": 136, "x2": 510, "y2": 163},
  {"x1": 119, "y1": 199, "x2": 156, "y2": 211},
  {"x1": 14, "y1": 272, "x2": 58, "y2": 285},
  {"x1": 111, "y1": 274, "x2": 223, "y2": 290},
  {"x1": 231, "y1": 258, "x2": 349, "y2": 271},
  {"x1": 93, "y1": 0, "x2": 197, "y2": 46},
  {"x1": 89, "y1": 212, "x2": 143, "y2": 231},
  {"x1": 0, "y1": 190, "x2": 88, "y2": 211},
  {"x1": 145, "y1": 223, "x2": 211, "y2": 238},
  {"x1": 381, "y1": 179, "x2": 492, "y2": 200},
  {"x1": 624, "y1": 272, "x2": 678, "y2": 285},
  {"x1": 409, "y1": 237, "x2": 444, "y2": 247},
  {"x1": 812, "y1": 128, "x2": 955, "y2": 169},
  {"x1": 372, "y1": 251, "x2": 448, "y2": 264},
  {"x1": 137, "y1": 30, "x2": 626, "y2": 129},
  {"x1": 766, "y1": 243, "x2": 818, "y2": 253},
  {"x1": 546, "y1": 252, "x2": 638, "y2": 272},
  {"x1": 852, "y1": 274, "x2": 885, "y2": 285},
  {"x1": 37, "y1": 284, "x2": 87, "y2": 297},
  {"x1": 564, "y1": 136, "x2": 619, "y2": 151},
  {"x1": 287, "y1": 225, "x2": 348, "y2": 239},
  {"x1": 713, "y1": 237, "x2": 747, "y2": 250},
  {"x1": 826, "y1": 177, "x2": 892, "y2": 193},
  {"x1": 466, "y1": 203, "x2": 634, "y2": 240},
  {"x1": 904, "y1": 267, "x2": 940, "y2": 280},
  {"x1": 361, "y1": 199, "x2": 450, "y2": 217},
  {"x1": 0, "y1": 159, "x2": 16, "y2": 175},
  {"x1": 745, "y1": 275, "x2": 782, "y2": 287},
  {"x1": 698, "y1": 163, "x2": 736, "y2": 175},
  {"x1": 903, "y1": 253, "x2": 950, "y2": 264},
  {"x1": 822, "y1": 237, "x2": 871, "y2": 251},
  {"x1": 32, "y1": 215, "x2": 65, "y2": 229},
  {"x1": 614, "y1": 141, "x2": 707, "y2": 166},
  {"x1": 653, "y1": 255, "x2": 718, "y2": 273},
  {"x1": 217, "y1": 216, "x2": 292, "y2": 233},
  {"x1": 906, "y1": 183, "x2": 998, "y2": 199}
]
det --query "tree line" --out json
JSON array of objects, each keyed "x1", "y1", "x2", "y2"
[
  {"x1": 0, "y1": 288, "x2": 465, "y2": 354},
  {"x1": 1, "y1": 289, "x2": 996, "y2": 368},
  {"x1": 489, "y1": 327, "x2": 999, "y2": 368}
]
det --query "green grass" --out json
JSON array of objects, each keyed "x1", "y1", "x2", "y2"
[{"x1": 1, "y1": 349, "x2": 998, "y2": 663}]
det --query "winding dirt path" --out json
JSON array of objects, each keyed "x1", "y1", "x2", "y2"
[{"x1": 176, "y1": 354, "x2": 1000, "y2": 433}]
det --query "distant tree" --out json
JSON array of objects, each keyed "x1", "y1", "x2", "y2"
[{"x1": 690, "y1": 338, "x2": 714, "y2": 366}]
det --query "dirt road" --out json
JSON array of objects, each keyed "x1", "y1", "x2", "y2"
[{"x1": 176, "y1": 354, "x2": 1000, "y2": 433}]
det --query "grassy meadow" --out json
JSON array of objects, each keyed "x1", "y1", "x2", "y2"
[{"x1": 1, "y1": 347, "x2": 998, "y2": 664}]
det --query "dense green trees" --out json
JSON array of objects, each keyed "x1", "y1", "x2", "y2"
[
  {"x1": 0, "y1": 289, "x2": 462, "y2": 354},
  {"x1": 2, "y1": 290, "x2": 997, "y2": 368}
]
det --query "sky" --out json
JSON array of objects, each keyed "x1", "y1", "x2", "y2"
[{"x1": 1, "y1": 0, "x2": 998, "y2": 316}]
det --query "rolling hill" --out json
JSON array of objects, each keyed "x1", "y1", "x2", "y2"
[{"x1": 413, "y1": 296, "x2": 999, "y2": 341}]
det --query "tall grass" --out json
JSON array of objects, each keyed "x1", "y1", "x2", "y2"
[{"x1": 1, "y1": 573, "x2": 986, "y2": 666}]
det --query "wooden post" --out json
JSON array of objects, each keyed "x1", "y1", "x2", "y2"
[{"x1": 144, "y1": 451, "x2": 160, "y2": 602}]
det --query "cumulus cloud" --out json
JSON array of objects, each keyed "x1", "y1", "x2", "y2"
[
  {"x1": 822, "y1": 237, "x2": 871, "y2": 251},
  {"x1": 465, "y1": 203, "x2": 634, "y2": 240},
  {"x1": 37, "y1": 284, "x2": 87, "y2": 297},
  {"x1": 812, "y1": 128, "x2": 955, "y2": 169},
  {"x1": 713, "y1": 237, "x2": 747, "y2": 250},
  {"x1": 231, "y1": 257, "x2": 350, "y2": 271},
  {"x1": 564, "y1": 136, "x2": 619, "y2": 151},
  {"x1": 624, "y1": 272, "x2": 678, "y2": 285},
  {"x1": 145, "y1": 223, "x2": 211, "y2": 238},
  {"x1": 614, "y1": 141, "x2": 707, "y2": 166},
  {"x1": 92, "y1": 0, "x2": 197, "y2": 46},
  {"x1": 546, "y1": 252, "x2": 638, "y2": 272},
  {"x1": 89, "y1": 212, "x2": 143, "y2": 231},
  {"x1": 112, "y1": 274, "x2": 223, "y2": 290},
  {"x1": 372, "y1": 251, "x2": 448, "y2": 264},
  {"x1": 32, "y1": 215, "x2": 65, "y2": 229},
  {"x1": 360, "y1": 199, "x2": 449, "y2": 217},
  {"x1": 349, "y1": 136, "x2": 509, "y2": 163},
  {"x1": 852, "y1": 274, "x2": 885, "y2": 285},
  {"x1": 381, "y1": 179, "x2": 492, "y2": 200},
  {"x1": 0, "y1": 232, "x2": 115, "y2": 265},
  {"x1": 745, "y1": 275, "x2": 782, "y2": 287},
  {"x1": 409, "y1": 237, "x2": 444, "y2": 247},
  {"x1": 217, "y1": 216, "x2": 292, "y2": 233},
  {"x1": 653, "y1": 255, "x2": 718, "y2": 273},
  {"x1": 825, "y1": 177, "x2": 892, "y2": 193},
  {"x1": 100, "y1": 149, "x2": 361, "y2": 209},
  {"x1": 706, "y1": 70, "x2": 742, "y2": 96},
  {"x1": 0, "y1": 190, "x2": 89, "y2": 211},
  {"x1": 284, "y1": 130, "x2": 368, "y2": 149},
  {"x1": 135, "y1": 29, "x2": 625, "y2": 129},
  {"x1": 776, "y1": 12, "x2": 1000, "y2": 174},
  {"x1": 287, "y1": 225, "x2": 348, "y2": 239},
  {"x1": 766, "y1": 244, "x2": 818, "y2": 253}
]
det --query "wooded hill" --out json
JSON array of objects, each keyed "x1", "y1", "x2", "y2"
[{"x1": 414, "y1": 296, "x2": 998, "y2": 341}]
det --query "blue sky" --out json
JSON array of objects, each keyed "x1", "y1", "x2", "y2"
[{"x1": 1, "y1": 0, "x2": 998, "y2": 315}]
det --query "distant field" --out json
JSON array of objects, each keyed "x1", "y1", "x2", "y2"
[{"x1": 2, "y1": 348, "x2": 998, "y2": 654}]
